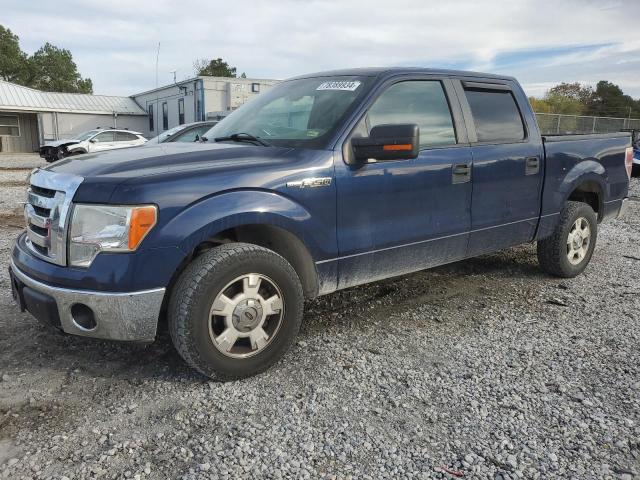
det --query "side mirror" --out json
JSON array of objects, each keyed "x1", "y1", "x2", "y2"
[
  {"x1": 89, "y1": 138, "x2": 97, "y2": 143},
  {"x1": 350, "y1": 124, "x2": 419, "y2": 163}
]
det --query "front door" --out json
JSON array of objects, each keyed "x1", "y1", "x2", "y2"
[
  {"x1": 335, "y1": 78, "x2": 473, "y2": 289},
  {"x1": 454, "y1": 80, "x2": 544, "y2": 256},
  {"x1": 89, "y1": 131, "x2": 116, "y2": 152}
]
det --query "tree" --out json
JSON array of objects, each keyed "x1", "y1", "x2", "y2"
[
  {"x1": 25, "y1": 43, "x2": 93, "y2": 93},
  {"x1": 588, "y1": 80, "x2": 640, "y2": 118},
  {"x1": 544, "y1": 93, "x2": 584, "y2": 115},
  {"x1": 528, "y1": 97, "x2": 552, "y2": 113},
  {"x1": 0, "y1": 25, "x2": 27, "y2": 83},
  {"x1": 0, "y1": 24, "x2": 93, "y2": 93},
  {"x1": 547, "y1": 82, "x2": 595, "y2": 106},
  {"x1": 194, "y1": 58, "x2": 237, "y2": 77}
]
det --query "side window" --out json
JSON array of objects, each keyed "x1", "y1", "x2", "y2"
[
  {"x1": 162, "y1": 102, "x2": 168, "y2": 130},
  {"x1": 93, "y1": 132, "x2": 114, "y2": 143},
  {"x1": 178, "y1": 99, "x2": 185, "y2": 125},
  {"x1": 464, "y1": 88, "x2": 525, "y2": 143},
  {"x1": 367, "y1": 81, "x2": 456, "y2": 148},
  {"x1": 148, "y1": 104, "x2": 154, "y2": 132},
  {"x1": 115, "y1": 131, "x2": 138, "y2": 141}
]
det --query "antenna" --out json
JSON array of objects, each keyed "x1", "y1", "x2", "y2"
[
  {"x1": 170, "y1": 70, "x2": 177, "y2": 84},
  {"x1": 155, "y1": 42, "x2": 161, "y2": 138},
  {"x1": 155, "y1": 42, "x2": 160, "y2": 89}
]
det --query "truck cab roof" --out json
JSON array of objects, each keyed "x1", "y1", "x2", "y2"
[{"x1": 289, "y1": 67, "x2": 516, "y2": 82}]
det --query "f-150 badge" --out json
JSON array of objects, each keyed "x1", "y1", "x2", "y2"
[{"x1": 286, "y1": 177, "x2": 332, "y2": 188}]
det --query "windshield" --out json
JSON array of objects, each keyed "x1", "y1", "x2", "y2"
[
  {"x1": 74, "y1": 130, "x2": 100, "y2": 141},
  {"x1": 202, "y1": 76, "x2": 374, "y2": 149},
  {"x1": 147, "y1": 124, "x2": 186, "y2": 144}
]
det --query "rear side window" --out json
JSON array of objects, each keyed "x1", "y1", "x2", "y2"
[
  {"x1": 116, "y1": 131, "x2": 138, "y2": 141},
  {"x1": 367, "y1": 81, "x2": 456, "y2": 148},
  {"x1": 464, "y1": 88, "x2": 525, "y2": 142}
]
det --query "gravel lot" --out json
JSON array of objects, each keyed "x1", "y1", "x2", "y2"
[{"x1": 0, "y1": 169, "x2": 639, "y2": 479}]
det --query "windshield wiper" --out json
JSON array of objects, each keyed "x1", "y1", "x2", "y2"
[{"x1": 206, "y1": 132, "x2": 271, "y2": 147}]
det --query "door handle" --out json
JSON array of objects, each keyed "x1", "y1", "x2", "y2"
[
  {"x1": 525, "y1": 156, "x2": 540, "y2": 175},
  {"x1": 452, "y1": 163, "x2": 471, "y2": 184}
]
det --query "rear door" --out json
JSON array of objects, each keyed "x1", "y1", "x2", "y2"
[
  {"x1": 454, "y1": 79, "x2": 544, "y2": 256},
  {"x1": 334, "y1": 77, "x2": 473, "y2": 289},
  {"x1": 115, "y1": 131, "x2": 142, "y2": 148}
]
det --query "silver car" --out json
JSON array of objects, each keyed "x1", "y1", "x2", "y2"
[{"x1": 39, "y1": 128, "x2": 147, "y2": 163}]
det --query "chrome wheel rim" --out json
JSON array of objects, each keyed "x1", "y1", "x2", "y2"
[
  {"x1": 567, "y1": 217, "x2": 591, "y2": 265},
  {"x1": 208, "y1": 274, "x2": 284, "y2": 358}
]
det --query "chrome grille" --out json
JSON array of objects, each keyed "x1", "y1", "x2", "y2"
[{"x1": 24, "y1": 169, "x2": 84, "y2": 266}]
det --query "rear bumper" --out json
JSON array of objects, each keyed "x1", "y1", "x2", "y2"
[{"x1": 10, "y1": 259, "x2": 164, "y2": 342}]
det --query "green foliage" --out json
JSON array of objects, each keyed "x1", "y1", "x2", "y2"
[
  {"x1": 547, "y1": 82, "x2": 595, "y2": 105},
  {"x1": 528, "y1": 96, "x2": 552, "y2": 113},
  {"x1": 589, "y1": 81, "x2": 640, "y2": 118},
  {"x1": 544, "y1": 93, "x2": 584, "y2": 115},
  {"x1": 0, "y1": 25, "x2": 92, "y2": 93},
  {"x1": 0, "y1": 25, "x2": 28, "y2": 83},
  {"x1": 194, "y1": 58, "x2": 237, "y2": 77},
  {"x1": 25, "y1": 43, "x2": 93, "y2": 93},
  {"x1": 531, "y1": 80, "x2": 640, "y2": 119}
]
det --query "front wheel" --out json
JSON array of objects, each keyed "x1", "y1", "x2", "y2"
[
  {"x1": 168, "y1": 243, "x2": 304, "y2": 380},
  {"x1": 537, "y1": 201, "x2": 597, "y2": 278}
]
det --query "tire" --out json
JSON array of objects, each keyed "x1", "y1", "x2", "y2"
[
  {"x1": 537, "y1": 201, "x2": 597, "y2": 278},
  {"x1": 168, "y1": 243, "x2": 304, "y2": 380},
  {"x1": 632, "y1": 163, "x2": 640, "y2": 177}
]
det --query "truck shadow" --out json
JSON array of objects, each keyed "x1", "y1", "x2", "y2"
[{"x1": 7, "y1": 245, "x2": 548, "y2": 383}]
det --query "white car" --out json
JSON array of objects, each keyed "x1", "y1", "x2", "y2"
[{"x1": 39, "y1": 128, "x2": 147, "y2": 163}]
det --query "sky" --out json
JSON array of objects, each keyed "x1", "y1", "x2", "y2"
[{"x1": 4, "y1": 0, "x2": 640, "y2": 98}]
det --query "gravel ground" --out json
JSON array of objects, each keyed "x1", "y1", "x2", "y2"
[
  {"x1": 0, "y1": 154, "x2": 46, "y2": 170},
  {"x1": 0, "y1": 171, "x2": 639, "y2": 479}
]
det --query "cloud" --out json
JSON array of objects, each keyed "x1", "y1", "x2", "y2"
[{"x1": 4, "y1": 0, "x2": 640, "y2": 96}]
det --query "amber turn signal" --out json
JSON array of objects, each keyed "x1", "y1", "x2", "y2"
[
  {"x1": 128, "y1": 206, "x2": 157, "y2": 250},
  {"x1": 382, "y1": 144, "x2": 413, "y2": 151}
]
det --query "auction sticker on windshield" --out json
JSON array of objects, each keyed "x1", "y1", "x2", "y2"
[{"x1": 316, "y1": 81, "x2": 361, "y2": 91}]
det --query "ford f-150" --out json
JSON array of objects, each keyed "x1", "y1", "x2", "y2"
[{"x1": 10, "y1": 68, "x2": 633, "y2": 379}]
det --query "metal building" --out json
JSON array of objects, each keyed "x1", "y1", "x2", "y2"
[
  {"x1": 0, "y1": 80, "x2": 148, "y2": 154},
  {"x1": 132, "y1": 76, "x2": 278, "y2": 137}
]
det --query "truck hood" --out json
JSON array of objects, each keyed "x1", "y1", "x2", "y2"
[{"x1": 44, "y1": 142, "x2": 291, "y2": 179}]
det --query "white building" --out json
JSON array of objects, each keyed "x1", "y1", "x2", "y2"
[
  {"x1": 0, "y1": 76, "x2": 278, "y2": 155},
  {"x1": 0, "y1": 80, "x2": 148, "y2": 154},
  {"x1": 132, "y1": 76, "x2": 278, "y2": 137}
]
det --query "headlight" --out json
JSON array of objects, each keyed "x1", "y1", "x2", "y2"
[{"x1": 69, "y1": 204, "x2": 157, "y2": 267}]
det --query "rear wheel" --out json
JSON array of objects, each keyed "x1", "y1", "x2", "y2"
[
  {"x1": 537, "y1": 201, "x2": 597, "y2": 278},
  {"x1": 168, "y1": 243, "x2": 304, "y2": 380}
]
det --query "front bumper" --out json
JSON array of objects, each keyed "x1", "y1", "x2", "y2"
[{"x1": 10, "y1": 259, "x2": 165, "y2": 341}]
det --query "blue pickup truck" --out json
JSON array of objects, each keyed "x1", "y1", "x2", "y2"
[{"x1": 10, "y1": 68, "x2": 633, "y2": 379}]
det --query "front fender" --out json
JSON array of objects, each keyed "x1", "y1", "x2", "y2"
[
  {"x1": 153, "y1": 189, "x2": 326, "y2": 260},
  {"x1": 66, "y1": 143, "x2": 87, "y2": 154}
]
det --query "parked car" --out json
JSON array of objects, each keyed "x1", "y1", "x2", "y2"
[
  {"x1": 11, "y1": 68, "x2": 631, "y2": 380},
  {"x1": 146, "y1": 121, "x2": 218, "y2": 145},
  {"x1": 625, "y1": 129, "x2": 640, "y2": 175},
  {"x1": 39, "y1": 128, "x2": 147, "y2": 162}
]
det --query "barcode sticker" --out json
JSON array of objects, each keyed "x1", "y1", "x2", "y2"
[{"x1": 316, "y1": 81, "x2": 361, "y2": 91}]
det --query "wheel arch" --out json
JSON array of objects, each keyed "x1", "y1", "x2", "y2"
[
  {"x1": 560, "y1": 160, "x2": 607, "y2": 221},
  {"x1": 567, "y1": 179, "x2": 604, "y2": 221}
]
